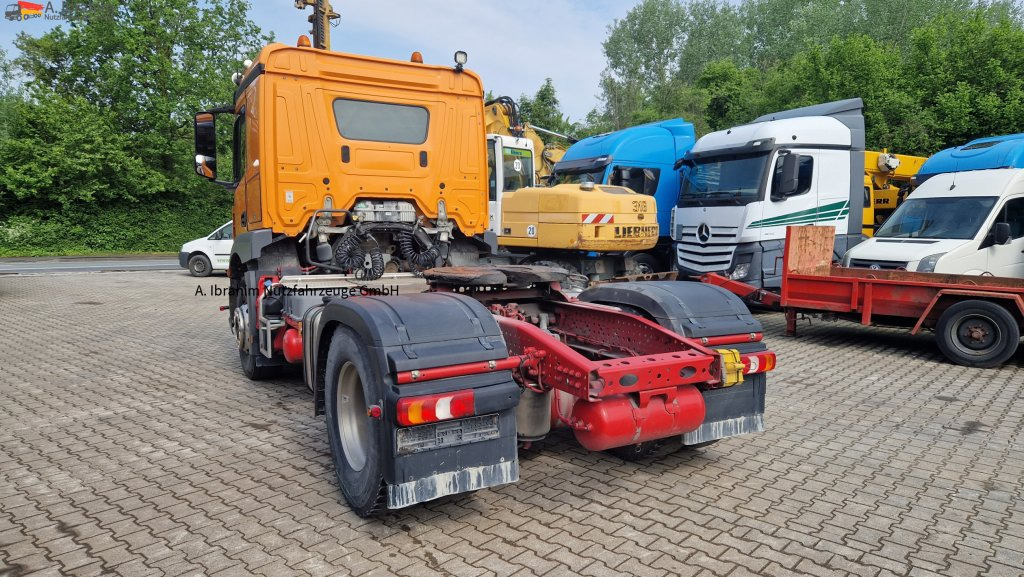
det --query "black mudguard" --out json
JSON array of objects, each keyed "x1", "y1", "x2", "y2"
[
  {"x1": 579, "y1": 281, "x2": 764, "y2": 340},
  {"x1": 313, "y1": 292, "x2": 519, "y2": 508}
]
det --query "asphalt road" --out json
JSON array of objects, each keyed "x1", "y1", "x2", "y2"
[{"x1": 0, "y1": 255, "x2": 180, "y2": 274}]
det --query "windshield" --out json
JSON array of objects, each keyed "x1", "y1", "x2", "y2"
[
  {"x1": 678, "y1": 153, "x2": 770, "y2": 207},
  {"x1": 550, "y1": 169, "x2": 605, "y2": 186},
  {"x1": 502, "y1": 147, "x2": 534, "y2": 191},
  {"x1": 875, "y1": 196, "x2": 998, "y2": 239}
]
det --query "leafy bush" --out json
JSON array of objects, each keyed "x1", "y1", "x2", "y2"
[{"x1": 0, "y1": 193, "x2": 231, "y2": 256}]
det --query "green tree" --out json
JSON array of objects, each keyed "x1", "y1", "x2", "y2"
[
  {"x1": 518, "y1": 78, "x2": 576, "y2": 140},
  {"x1": 0, "y1": 0, "x2": 269, "y2": 254}
]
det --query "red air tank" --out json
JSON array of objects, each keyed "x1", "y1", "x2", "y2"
[
  {"x1": 571, "y1": 384, "x2": 706, "y2": 451},
  {"x1": 282, "y1": 328, "x2": 303, "y2": 364}
]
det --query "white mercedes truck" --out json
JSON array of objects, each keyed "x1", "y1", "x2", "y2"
[{"x1": 672, "y1": 99, "x2": 866, "y2": 289}]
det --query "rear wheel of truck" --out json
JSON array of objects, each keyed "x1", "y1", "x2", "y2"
[
  {"x1": 936, "y1": 300, "x2": 1020, "y2": 368},
  {"x1": 324, "y1": 326, "x2": 387, "y2": 517},
  {"x1": 233, "y1": 270, "x2": 280, "y2": 380}
]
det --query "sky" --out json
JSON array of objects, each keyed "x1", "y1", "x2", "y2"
[{"x1": 0, "y1": 0, "x2": 642, "y2": 122}]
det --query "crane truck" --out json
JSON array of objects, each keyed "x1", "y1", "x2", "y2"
[
  {"x1": 863, "y1": 150, "x2": 926, "y2": 236},
  {"x1": 192, "y1": 2, "x2": 778, "y2": 516}
]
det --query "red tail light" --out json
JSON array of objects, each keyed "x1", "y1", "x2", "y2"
[{"x1": 396, "y1": 390, "x2": 475, "y2": 426}]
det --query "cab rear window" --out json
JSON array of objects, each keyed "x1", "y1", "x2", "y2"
[{"x1": 333, "y1": 99, "x2": 429, "y2": 144}]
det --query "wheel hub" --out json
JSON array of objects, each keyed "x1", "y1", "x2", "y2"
[
  {"x1": 232, "y1": 305, "x2": 249, "y2": 351},
  {"x1": 965, "y1": 325, "x2": 989, "y2": 342},
  {"x1": 954, "y1": 316, "x2": 999, "y2": 351},
  {"x1": 337, "y1": 362, "x2": 371, "y2": 472}
]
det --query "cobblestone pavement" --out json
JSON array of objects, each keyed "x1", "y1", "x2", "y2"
[{"x1": 1, "y1": 271, "x2": 1022, "y2": 577}]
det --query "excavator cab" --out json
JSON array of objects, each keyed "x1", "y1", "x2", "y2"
[{"x1": 486, "y1": 134, "x2": 536, "y2": 235}]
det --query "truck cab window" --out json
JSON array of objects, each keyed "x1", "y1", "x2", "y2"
[
  {"x1": 233, "y1": 112, "x2": 246, "y2": 182},
  {"x1": 333, "y1": 99, "x2": 429, "y2": 144},
  {"x1": 487, "y1": 146, "x2": 497, "y2": 201},
  {"x1": 611, "y1": 166, "x2": 660, "y2": 196},
  {"x1": 502, "y1": 147, "x2": 533, "y2": 192},
  {"x1": 772, "y1": 155, "x2": 814, "y2": 197}
]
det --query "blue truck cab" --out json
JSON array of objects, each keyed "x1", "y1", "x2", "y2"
[
  {"x1": 550, "y1": 119, "x2": 696, "y2": 270},
  {"x1": 915, "y1": 133, "x2": 1024, "y2": 184}
]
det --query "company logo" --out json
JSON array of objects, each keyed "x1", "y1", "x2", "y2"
[
  {"x1": 696, "y1": 223, "x2": 711, "y2": 245},
  {"x1": 5, "y1": 1, "x2": 66, "y2": 21},
  {"x1": 868, "y1": 264, "x2": 881, "y2": 270}
]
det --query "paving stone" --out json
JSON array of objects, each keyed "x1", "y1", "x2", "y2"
[{"x1": 0, "y1": 271, "x2": 1021, "y2": 577}]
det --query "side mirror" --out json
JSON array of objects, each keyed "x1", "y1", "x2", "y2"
[
  {"x1": 993, "y1": 221, "x2": 1011, "y2": 245},
  {"x1": 194, "y1": 112, "x2": 217, "y2": 180},
  {"x1": 771, "y1": 153, "x2": 800, "y2": 200}
]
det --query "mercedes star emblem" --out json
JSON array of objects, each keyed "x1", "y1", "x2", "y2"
[{"x1": 696, "y1": 223, "x2": 711, "y2": 245}]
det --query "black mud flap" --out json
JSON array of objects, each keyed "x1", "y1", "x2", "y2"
[
  {"x1": 387, "y1": 374, "x2": 520, "y2": 509},
  {"x1": 686, "y1": 373, "x2": 767, "y2": 445},
  {"x1": 314, "y1": 292, "x2": 521, "y2": 509}
]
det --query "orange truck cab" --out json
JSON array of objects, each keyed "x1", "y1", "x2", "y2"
[{"x1": 193, "y1": 42, "x2": 487, "y2": 280}]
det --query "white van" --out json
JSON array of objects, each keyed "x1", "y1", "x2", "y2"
[
  {"x1": 178, "y1": 221, "x2": 232, "y2": 277},
  {"x1": 843, "y1": 169, "x2": 1024, "y2": 277}
]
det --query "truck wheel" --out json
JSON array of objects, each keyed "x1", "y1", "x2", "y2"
[
  {"x1": 626, "y1": 253, "x2": 659, "y2": 275},
  {"x1": 234, "y1": 272, "x2": 279, "y2": 380},
  {"x1": 936, "y1": 300, "x2": 1020, "y2": 368},
  {"x1": 188, "y1": 254, "x2": 212, "y2": 277},
  {"x1": 324, "y1": 325, "x2": 387, "y2": 517}
]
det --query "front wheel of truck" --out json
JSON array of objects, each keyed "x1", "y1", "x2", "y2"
[
  {"x1": 324, "y1": 325, "x2": 387, "y2": 517},
  {"x1": 232, "y1": 271, "x2": 280, "y2": 380}
]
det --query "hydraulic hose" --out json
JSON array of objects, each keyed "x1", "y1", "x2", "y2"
[
  {"x1": 332, "y1": 232, "x2": 366, "y2": 272},
  {"x1": 399, "y1": 230, "x2": 441, "y2": 269},
  {"x1": 357, "y1": 246, "x2": 386, "y2": 281}
]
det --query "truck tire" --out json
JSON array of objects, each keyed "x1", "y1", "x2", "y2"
[
  {"x1": 323, "y1": 325, "x2": 387, "y2": 517},
  {"x1": 188, "y1": 254, "x2": 212, "y2": 277},
  {"x1": 234, "y1": 271, "x2": 280, "y2": 380},
  {"x1": 935, "y1": 300, "x2": 1020, "y2": 368},
  {"x1": 626, "y1": 252, "x2": 659, "y2": 275}
]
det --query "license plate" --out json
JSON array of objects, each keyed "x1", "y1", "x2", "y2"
[{"x1": 396, "y1": 414, "x2": 500, "y2": 455}]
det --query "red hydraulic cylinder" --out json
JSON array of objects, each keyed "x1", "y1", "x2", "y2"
[{"x1": 570, "y1": 384, "x2": 706, "y2": 451}]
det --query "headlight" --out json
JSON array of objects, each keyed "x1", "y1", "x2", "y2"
[
  {"x1": 729, "y1": 262, "x2": 751, "y2": 280},
  {"x1": 917, "y1": 253, "x2": 945, "y2": 273}
]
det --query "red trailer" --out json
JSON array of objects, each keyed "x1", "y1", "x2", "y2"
[{"x1": 702, "y1": 226, "x2": 1024, "y2": 368}]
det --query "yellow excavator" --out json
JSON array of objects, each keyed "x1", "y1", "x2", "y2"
[
  {"x1": 484, "y1": 96, "x2": 569, "y2": 183},
  {"x1": 481, "y1": 97, "x2": 660, "y2": 283}
]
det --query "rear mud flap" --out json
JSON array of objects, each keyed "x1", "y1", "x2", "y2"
[
  {"x1": 685, "y1": 373, "x2": 767, "y2": 444},
  {"x1": 387, "y1": 459, "x2": 518, "y2": 509},
  {"x1": 683, "y1": 414, "x2": 765, "y2": 445}
]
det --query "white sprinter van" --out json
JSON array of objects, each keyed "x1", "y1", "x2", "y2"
[{"x1": 843, "y1": 169, "x2": 1024, "y2": 277}]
